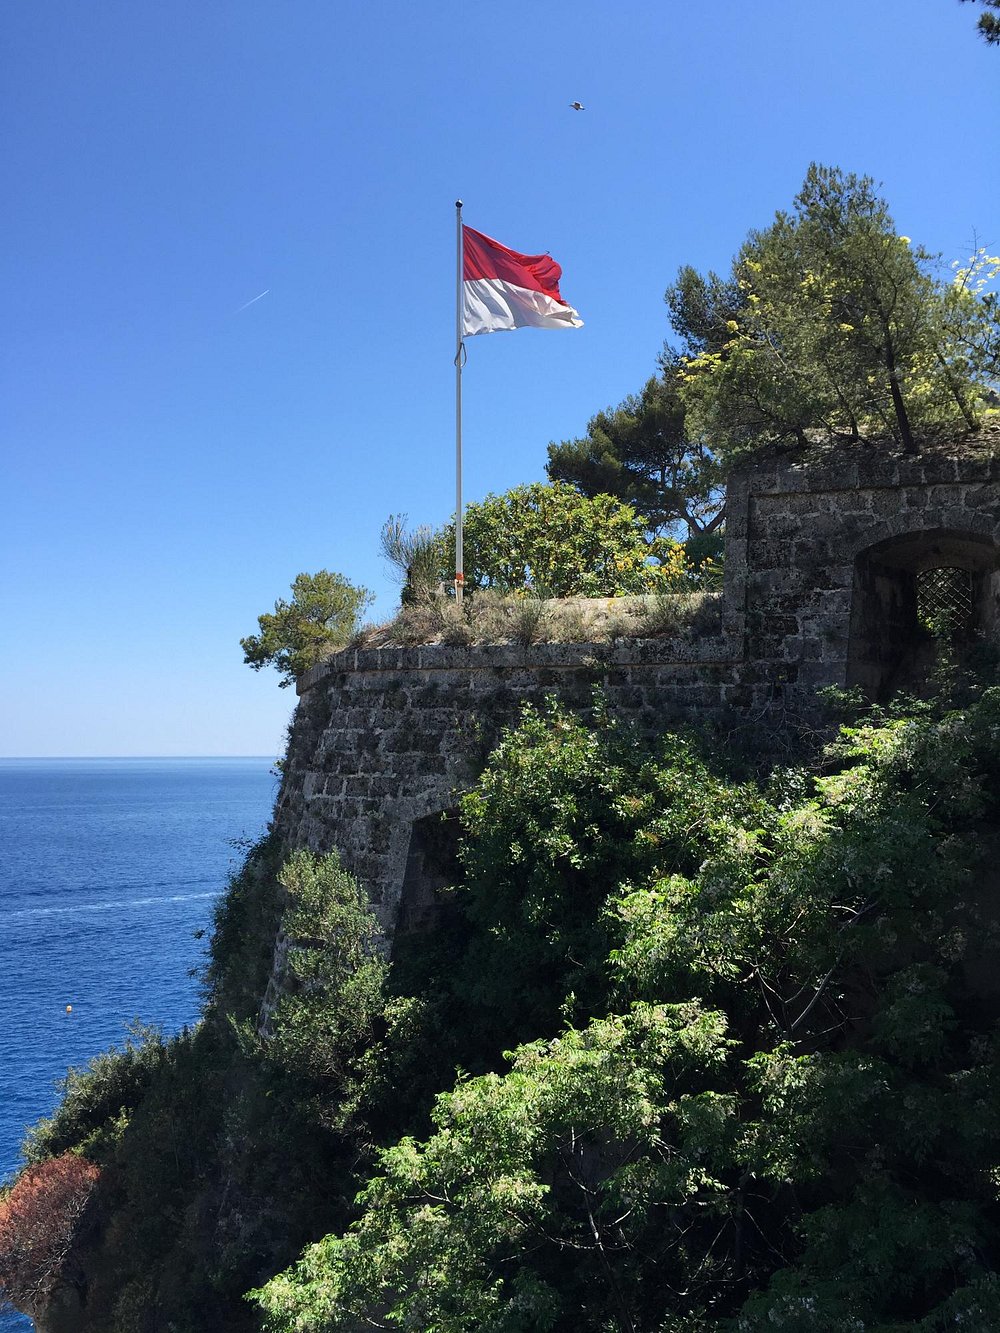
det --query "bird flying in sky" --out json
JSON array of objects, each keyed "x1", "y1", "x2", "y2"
[{"x1": 570, "y1": 101, "x2": 584, "y2": 110}]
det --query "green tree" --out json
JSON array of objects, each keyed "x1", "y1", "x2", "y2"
[
  {"x1": 241, "y1": 571, "x2": 372, "y2": 686},
  {"x1": 451, "y1": 704, "x2": 757, "y2": 1050},
  {"x1": 665, "y1": 263, "x2": 745, "y2": 359},
  {"x1": 546, "y1": 372, "x2": 725, "y2": 539},
  {"x1": 440, "y1": 481, "x2": 668, "y2": 597},
  {"x1": 670, "y1": 164, "x2": 1000, "y2": 458},
  {"x1": 266, "y1": 850, "x2": 388, "y2": 1110},
  {"x1": 253, "y1": 1004, "x2": 735, "y2": 1333},
  {"x1": 961, "y1": 0, "x2": 1000, "y2": 44}
]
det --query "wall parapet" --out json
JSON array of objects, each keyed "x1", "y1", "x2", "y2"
[
  {"x1": 742, "y1": 434, "x2": 1000, "y2": 498},
  {"x1": 296, "y1": 632, "x2": 740, "y2": 696},
  {"x1": 276, "y1": 632, "x2": 745, "y2": 945}
]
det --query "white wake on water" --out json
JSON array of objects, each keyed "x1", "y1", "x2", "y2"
[{"x1": 6, "y1": 891, "x2": 219, "y2": 920}]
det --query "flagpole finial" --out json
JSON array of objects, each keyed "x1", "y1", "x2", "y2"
[{"x1": 455, "y1": 199, "x2": 463, "y2": 209}]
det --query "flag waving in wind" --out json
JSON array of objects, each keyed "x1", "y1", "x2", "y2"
[{"x1": 461, "y1": 226, "x2": 583, "y2": 336}]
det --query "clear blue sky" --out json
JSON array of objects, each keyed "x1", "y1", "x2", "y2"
[{"x1": 2, "y1": 1, "x2": 997, "y2": 756}]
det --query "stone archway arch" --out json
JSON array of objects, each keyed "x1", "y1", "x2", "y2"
[
  {"x1": 378, "y1": 782, "x2": 468, "y2": 941},
  {"x1": 395, "y1": 806, "x2": 462, "y2": 938},
  {"x1": 846, "y1": 526, "x2": 1000, "y2": 699},
  {"x1": 842, "y1": 509, "x2": 1000, "y2": 562}
]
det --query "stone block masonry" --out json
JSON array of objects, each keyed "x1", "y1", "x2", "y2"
[
  {"x1": 727, "y1": 431, "x2": 1000, "y2": 701},
  {"x1": 272, "y1": 635, "x2": 739, "y2": 941},
  {"x1": 265, "y1": 429, "x2": 1000, "y2": 983}
]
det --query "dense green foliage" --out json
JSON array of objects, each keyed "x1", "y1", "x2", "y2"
[
  {"x1": 205, "y1": 832, "x2": 286, "y2": 1019},
  {"x1": 255, "y1": 1003, "x2": 735, "y2": 1333},
  {"x1": 546, "y1": 374, "x2": 725, "y2": 539},
  {"x1": 412, "y1": 481, "x2": 683, "y2": 598},
  {"x1": 251, "y1": 682, "x2": 1000, "y2": 1331},
  {"x1": 668, "y1": 165, "x2": 1000, "y2": 459},
  {"x1": 265, "y1": 850, "x2": 387, "y2": 1110},
  {"x1": 16, "y1": 673, "x2": 1000, "y2": 1331},
  {"x1": 241, "y1": 571, "x2": 373, "y2": 686},
  {"x1": 458, "y1": 481, "x2": 664, "y2": 596}
]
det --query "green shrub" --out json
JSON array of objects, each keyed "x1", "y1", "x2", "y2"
[
  {"x1": 204, "y1": 831, "x2": 283, "y2": 1022},
  {"x1": 440, "y1": 481, "x2": 667, "y2": 597},
  {"x1": 24, "y1": 1023, "x2": 167, "y2": 1165},
  {"x1": 266, "y1": 851, "x2": 388, "y2": 1113}
]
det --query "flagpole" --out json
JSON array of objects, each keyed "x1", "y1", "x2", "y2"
[{"x1": 454, "y1": 199, "x2": 464, "y2": 606}]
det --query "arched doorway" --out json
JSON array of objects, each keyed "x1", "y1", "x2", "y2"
[
  {"x1": 847, "y1": 529, "x2": 1000, "y2": 699},
  {"x1": 395, "y1": 808, "x2": 461, "y2": 937}
]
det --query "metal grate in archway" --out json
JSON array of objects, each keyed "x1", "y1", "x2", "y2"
[{"x1": 916, "y1": 566, "x2": 973, "y2": 637}]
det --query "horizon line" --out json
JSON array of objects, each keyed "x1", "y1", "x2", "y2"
[{"x1": 0, "y1": 754, "x2": 277, "y2": 761}]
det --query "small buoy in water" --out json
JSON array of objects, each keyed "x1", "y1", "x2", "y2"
[{"x1": 65, "y1": 1004, "x2": 72, "y2": 1014}]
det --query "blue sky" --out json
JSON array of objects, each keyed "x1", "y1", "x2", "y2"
[{"x1": 2, "y1": 1, "x2": 997, "y2": 756}]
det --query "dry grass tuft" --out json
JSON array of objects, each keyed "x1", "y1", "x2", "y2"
[
  {"x1": 636, "y1": 592, "x2": 720, "y2": 638},
  {"x1": 360, "y1": 590, "x2": 723, "y2": 650}
]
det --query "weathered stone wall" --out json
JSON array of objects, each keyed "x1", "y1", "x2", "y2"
[
  {"x1": 726, "y1": 439, "x2": 1000, "y2": 704},
  {"x1": 272, "y1": 635, "x2": 738, "y2": 939},
  {"x1": 264, "y1": 433, "x2": 1000, "y2": 985}
]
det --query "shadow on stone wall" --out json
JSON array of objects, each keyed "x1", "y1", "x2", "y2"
[{"x1": 395, "y1": 809, "x2": 461, "y2": 937}]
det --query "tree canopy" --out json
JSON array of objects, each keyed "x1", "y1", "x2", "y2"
[
  {"x1": 546, "y1": 373, "x2": 725, "y2": 539},
  {"x1": 240, "y1": 570, "x2": 372, "y2": 686},
  {"x1": 668, "y1": 164, "x2": 1000, "y2": 459},
  {"x1": 962, "y1": 0, "x2": 1000, "y2": 44},
  {"x1": 459, "y1": 482, "x2": 664, "y2": 596},
  {"x1": 547, "y1": 166, "x2": 998, "y2": 550},
  {"x1": 400, "y1": 481, "x2": 682, "y2": 599}
]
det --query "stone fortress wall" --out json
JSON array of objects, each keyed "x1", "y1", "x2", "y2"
[
  {"x1": 269, "y1": 431, "x2": 1000, "y2": 963},
  {"x1": 725, "y1": 437, "x2": 1000, "y2": 702}
]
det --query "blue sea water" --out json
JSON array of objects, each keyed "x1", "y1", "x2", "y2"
[{"x1": 0, "y1": 757, "x2": 278, "y2": 1331}]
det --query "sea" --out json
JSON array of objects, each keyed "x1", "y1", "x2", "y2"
[{"x1": 0, "y1": 757, "x2": 279, "y2": 1332}]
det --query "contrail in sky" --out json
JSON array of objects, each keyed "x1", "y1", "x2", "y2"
[{"x1": 234, "y1": 288, "x2": 270, "y2": 314}]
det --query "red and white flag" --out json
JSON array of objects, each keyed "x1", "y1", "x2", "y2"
[{"x1": 462, "y1": 225, "x2": 583, "y2": 336}]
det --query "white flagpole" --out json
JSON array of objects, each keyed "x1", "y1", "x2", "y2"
[{"x1": 454, "y1": 200, "x2": 465, "y2": 606}]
